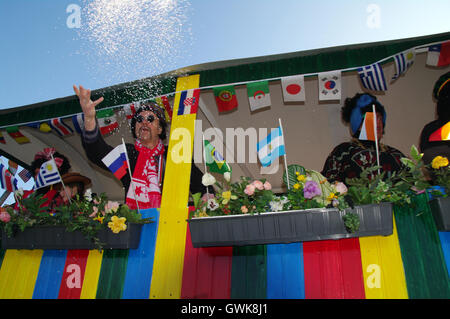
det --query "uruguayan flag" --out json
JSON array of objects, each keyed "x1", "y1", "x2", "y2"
[
  {"x1": 257, "y1": 126, "x2": 286, "y2": 167},
  {"x1": 392, "y1": 49, "x2": 415, "y2": 81},
  {"x1": 357, "y1": 63, "x2": 388, "y2": 91},
  {"x1": 35, "y1": 159, "x2": 61, "y2": 189}
]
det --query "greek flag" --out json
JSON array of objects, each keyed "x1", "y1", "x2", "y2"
[
  {"x1": 34, "y1": 158, "x2": 61, "y2": 189},
  {"x1": 357, "y1": 63, "x2": 388, "y2": 92},
  {"x1": 257, "y1": 126, "x2": 286, "y2": 167}
]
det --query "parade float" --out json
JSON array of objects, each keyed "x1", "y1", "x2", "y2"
[{"x1": 0, "y1": 32, "x2": 449, "y2": 300}]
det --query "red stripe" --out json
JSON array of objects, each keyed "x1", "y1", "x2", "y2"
[
  {"x1": 100, "y1": 123, "x2": 119, "y2": 135},
  {"x1": 303, "y1": 238, "x2": 365, "y2": 299},
  {"x1": 190, "y1": 89, "x2": 200, "y2": 114},
  {"x1": 113, "y1": 165, "x2": 128, "y2": 180},
  {"x1": 181, "y1": 209, "x2": 232, "y2": 299},
  {"x1": 52, "y1": 119, "x2": 72, "y2": 135},
  {"x1": 58, "y1": 250, "x2": 89, "y2": 299}
]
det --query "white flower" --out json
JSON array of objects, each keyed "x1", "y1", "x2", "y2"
[
  {"x1": 14, "y1": 188, "x2": 24, "y2": 197},
  {"x1": 269, "y1": 200, "x2": 284, "y2": 212},
  {"x1": 224, "y1": 172, "x2": 231, "y2": 182},
  {"x1": 202, "y1": 173, "x2": 216, "y2": 187},
  {"x1": 207, "y1": 198, "x2": 219, "y2": 211},
  {"x1": 84, "y1": 188, "x2": 93, "y2": 201},
  {"x1": 334, "y1": 182, "x2": 348, "y2": 195}
]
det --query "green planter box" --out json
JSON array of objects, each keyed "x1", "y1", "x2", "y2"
[
  {"x1": 429, "y1": 197, "x2": 450, "y2": 231},
  {"x1": 187, "y1": 202, "x2": 393, "y2": 248},
  {"x1": 1, "y1": 223, "x2": 143, "y2": 250}
]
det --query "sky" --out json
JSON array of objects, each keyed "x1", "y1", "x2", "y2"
[{"x1": 0, "y1": 0, "x2": 449, "y2": 111}]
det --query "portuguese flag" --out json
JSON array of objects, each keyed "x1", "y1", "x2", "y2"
[{"x1": 213, "y1": 85, "x2": 238, "y2": 113}]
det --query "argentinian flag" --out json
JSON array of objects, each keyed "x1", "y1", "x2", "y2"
[{"x1": 257, "y1": 126, "x2": 286, "y2": 167}]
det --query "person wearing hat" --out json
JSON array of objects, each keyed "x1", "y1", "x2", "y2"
[
  {"x1": 73, "y1": 85, "x2": 210, "y2": 209},
  {"x1": 55, "y1": 172, "x2": 92, "y2": 204},
  {"x1": 321, "y1": 93, "x2": 406, "y2": 183},
  {"x1": 419, "y1": 71, "x2": 450, "y2": 165}
]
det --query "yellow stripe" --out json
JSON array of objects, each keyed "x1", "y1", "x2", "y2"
[
  {"x1": 359, "y1": 217, "x2": 408, "y2": 299},
  {"x1": 150, "y1": 74, "x2": 200, "y2": 299},
  {"x1": 0, "y1": 249, "x2": 43, "y2": 299},
  {"x1": 80, "y1": 249, "x2": 103, "y2": 299}
]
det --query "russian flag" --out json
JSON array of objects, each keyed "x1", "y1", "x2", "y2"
[
  {"x1": 177, "y1": 89, "x2": 200, "y2": 116},
  {"x1": 426, "y1": 41, "x2": 450, "y2": 67},
  {"x1": 102, "y1": 144, "x2": 128, "y2": 180}
]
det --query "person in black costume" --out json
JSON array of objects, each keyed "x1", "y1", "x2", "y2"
[
  {"x1": 322, "y1": 93, "x2": 405, "y2": 183},
  {"x1": 419, "y1": 71, "x2": 450, "y2": 165},
  {"x1": 73, "y1": 85, "x2": 211, "y2": 209}
]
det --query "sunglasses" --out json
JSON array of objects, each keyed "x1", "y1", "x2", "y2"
[{"x1": 135, "y1": 114, "x2": 156, "y2": 123}]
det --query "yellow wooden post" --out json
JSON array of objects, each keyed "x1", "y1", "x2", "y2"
[{"x1": 149, "y1": 74, "x2": 200, "y2": 298}]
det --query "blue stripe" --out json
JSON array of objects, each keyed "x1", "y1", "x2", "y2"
[
  {"x1": 108, "y1": 154, "x2": 126, "y2": 173},
  {"x1": 438, "y1": 232, "x2": 450, "y2": 278},
  {"x1": 33, "y1": 250, "x2": 68, "y2": 299},
  {"x1": 267, "y1": 243, "x2": 305, "y2": 299},
  {"x1": 177, "y1": 90, "x2": 188, "y2": 115},
  {"x1": 122, "y1": 208, "x2": 160, "y2": 299},
  {"x1": 260, "y1": 145, "x2": 286, "y2": 166},
  {"x1": 257, "y1": 127, "x2": 282, "y2": 152}
]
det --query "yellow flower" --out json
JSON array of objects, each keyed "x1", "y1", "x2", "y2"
[
  {"x1": 94, "y1": 215, "x2": 104, "y2": 224},
  {"x1": 432, "y1": 156, "x2": 449, "y2": 169},
  {"x1": 108, "y1": 216, "x2": 127, "y2": 234},
  {"x1": 295, "y1": 172, "x2": 300, "y2": 176},
  {"x1": 293, "y1": 183, "x2": 301, "y2": 190},
  {"x1": 296, "y1": 174, "x2": 306, "y2": 182},
  {"x1": 327, "y1": 192, "x2": 337, "y2": 201},
  {"x1": 221, "y1": 191, "x2": 237, "y2": 205}
]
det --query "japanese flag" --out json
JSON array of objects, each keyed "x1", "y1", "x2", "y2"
[{"x1": 281, "y1": 75, "x2": 305, "y2": 102}]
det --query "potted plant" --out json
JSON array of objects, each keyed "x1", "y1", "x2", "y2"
[
  {"x1": 0, "y1": 190, "x2": 153, "y2": 250},
  {"x1": 426, "y1": 155, "x2": 450, "y2": 231},
  {"x1": 187, "y1": 164, "x2": 395, "y2": 248}
]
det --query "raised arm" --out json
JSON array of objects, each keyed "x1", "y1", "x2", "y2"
[{"x1": 73, "y1": 85, "x2": 104, "y2": 131}]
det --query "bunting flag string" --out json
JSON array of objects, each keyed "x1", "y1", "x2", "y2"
[{"x1": 0, "y1": 39, "x2": 448, "y2": 135}]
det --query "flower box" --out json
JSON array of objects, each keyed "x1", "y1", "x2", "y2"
[
  {"x1": 429, "y1": 197, "x2": 450, "y2": 231},
  {"x1": 0, "y1": 223, "x2": 143, "y2": 250},
  {"x1": 187, "y1": 202, "x2": 393, "y2": 248}
]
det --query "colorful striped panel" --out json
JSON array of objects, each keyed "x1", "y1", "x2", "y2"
[
  {"x1": 438, "y1": 232, "x2": 450, "y2": 278},
  {"x1": 122, "y1": 208, "x2": 160, "y2": 299},
  {"x1": 394, "y1": 194, "x2": 450, "y2": 299},
  {"x1": 359, "y1": 217, "x2": 408, "y2": 299},
  {"x1": 58, "y1": 250, "x2": 89, "y2": 299},
  {"x1": 33, "y1": 250, "x2": 67, "y2": 299},
  {"x1": 150, "y1": 74, "x2": 200, "y2": 299},
  {"x1": 79, "y1": 249, "x2": 103, "y2": 299},
  {"x1": 95, "y1": 249, "x2": 129, "y2": 299},
  {"x1": 303, "y1": 238, "x2": 365, "y2": 299},
  {"x1": 231, "y1": 245, "x2": 267, "y2": 299},
  {"x1": 266, "y1": 243, "x2": 305, "y2": 299},
  {"x1": 0, "y1": 249, "x2": 43, "y2": 298},
  {"x1": 181, "y1": 221, "x2": 233, "y2": 299}
]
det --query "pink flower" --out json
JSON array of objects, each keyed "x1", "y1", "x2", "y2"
[
  {"x1": 334, "y1": 182, "x2": 348, "y2": 194},
  {"x1": 89, "y1": 206, "x2": 99, "y2": 218},
  {"x1": 201, "y1": 193, "x2": 216, "y2": 203},
  {"x1": 244, "y1": 184, "x2": 256, "y2": 196},
  {"x1": 252, "y1": 180, "x2": 264, "y2": 190},
  {"x1": 241, "y1": 206, "x2": 248, "y2": 213},
  {"x1": 0, "y1": 210, "x2": 11, "y2": 223},
  {"x1": 263, "y1": 181, "x2": 272, "y2": 190}
]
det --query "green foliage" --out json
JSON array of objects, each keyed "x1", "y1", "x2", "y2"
[
  {"x1": 342, "y1": 213, "x2": 360, "y2": 233},
  {"x1": 1, "y1": 191, "x2": 152, "y2": 250},
  {"x1": 283, "y1": 164, "x2": 306, "y2": 188}
]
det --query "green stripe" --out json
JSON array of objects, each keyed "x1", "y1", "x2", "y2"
[
  {"x1": 96, "y1": 249, "x2": 129, "y2": 299},
  {"x1": 394, "y1": 194, "x2": 450, "y2": 299},
  {"x1": 231, "y1": 245, "x2": 267, "y2": 299}
]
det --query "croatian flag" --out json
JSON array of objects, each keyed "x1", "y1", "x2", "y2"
[
  {"x1": 426, "y1": 42, "x2": 450, "y2": 67},
  {"x1": 257, "y1": 126, "x2": 286, "y2": 167},
  {"x1": 177, "y1": 89, "x2": 200, "y2": 116},
  {"x1": 102, "y1": 144, "x2": 128, "y2": 180},
  {"x1": 357, "y1": 63, "x2": 388, "y2": 92},
  {"x1": 48, "y1": 118, "x2": 74, "y2": 137},
  {"x1": 35, "y1": 159, "x2": 62, "y2": 189},
  {"x1": 0, "y1": 164, "x2": 18, "y2": 192}
]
